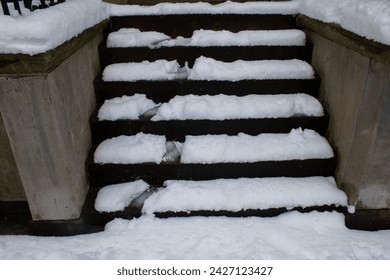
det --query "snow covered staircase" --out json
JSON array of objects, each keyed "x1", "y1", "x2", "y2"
[{"x1": 84, "y1": 1, "x2": 348, "y2": 228}]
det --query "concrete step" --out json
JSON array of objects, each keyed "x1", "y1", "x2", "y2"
[
  {"x1": 94, "y1": 77, "x2": 320, "y2": 104},
  {"x1": 99, "y1": 44, "x2": 313, "y2": 68},
  {"x1": 111, "y1": 14, "x2": 298, "y2": 37},
  {"x1": 87, "y1": 150, "x2": 337, "y2": 187},
  {"x1": 90, "y1": 110, "x2": 329, "y2": 145}
]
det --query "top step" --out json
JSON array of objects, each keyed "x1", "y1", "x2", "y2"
[
  {"x1": 111, "y1": 14, "x2": 298, "y2": 37},
  {"x1": 109, "y1": 1, "x2": 300, "y2": 36}
]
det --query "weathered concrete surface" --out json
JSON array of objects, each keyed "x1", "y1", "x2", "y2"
[
  {"x1": 0, "y1": 33, "x2": 102, "y2": 220},
  {"x1": 0, "y1": 111, "x2": 26, "y2": 201},
  {"x1": 307, "y1": 31, "x2": 390, "y2": 209}
]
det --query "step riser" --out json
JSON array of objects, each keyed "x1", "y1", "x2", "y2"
[
  {"x1": 154, "y1": 205, "x2": 347, "y2": 218},
  {"x1": 88, "y1": 158, "x2": 337, "y2": 187},
  {"x1": 90, "y1": 116, "x2": 329, "y2": 145},
  {"x1": 111, "y1": 15, "x2": 298, "y2": 37},
  {"x1": 99, "y1": 45, "x2": 312, "y2": 68},
  {"x1": 95, "y1": 79, "x2": 320, "y2": 103}
]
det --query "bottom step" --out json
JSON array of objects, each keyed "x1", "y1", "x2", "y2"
[{"x1": 82, "y1": 177, "x2": 348, "y2": 226}]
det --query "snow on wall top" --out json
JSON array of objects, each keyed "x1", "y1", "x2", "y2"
[
  {"x1": 0, "y1": 0, "x2": 109, "y2": 55},
  {"x1": 298, "y1": 0, "x2": 390, "y2": 45},
  {"x1": 1, "y1": 0, "x2": 388, "y2": 55}
]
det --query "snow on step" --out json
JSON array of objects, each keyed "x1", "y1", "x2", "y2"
[
  {"x1": 188, "y1": 57, "x2": 315, "y2": 81},
  {"x1": 95, "y1": 180, "x2": 149, "y2": 212},
  {"x1": 107, "y1": 28, "x2": 171, "y2": 48},
  {"x1": 94, "y1": 133, "x2": 166, "y2": 164},
  {"x1": 107, "y1": 29, "x2": 306, "y2": 48},
  {"x1": 98, "y1": 94, "x2": 323, "y2": 121},
  {"x1": 187, "y1": 29, "x2": 306, "y2": 47},
  {"x1": 102, "y1": 60, "x2": 181, "y2": 82},
  {"x1": 152, "y1": 94, "x2": 323, "y2": 121},
  {"x1": 180, "y1": 129, "x2": 333, "y2": 164},
  {"x1": 142, "y1": 177, "x2": 348, "y2": 214},
  {"x1": 108, "y1": 1, "x2": 299, "y2": 16},
  {"x1": 98, "y1": 94, "x2": 158, "y2": 121}
]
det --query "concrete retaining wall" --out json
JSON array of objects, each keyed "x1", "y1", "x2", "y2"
[
  {"x1": 0, "y1": 21, "x2": 106, "y2": 220},
  {"x1": 299, "y1": 17, "x2": 390, "y2": 213}
]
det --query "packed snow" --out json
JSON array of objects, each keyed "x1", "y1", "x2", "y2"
[
  {"x1": 298, "y1": 0, "x2": 390, "y2": 45},
  {"x1": 152, "y1": 94, "x2": 324, "y2": 121},
  {"x1": 95, "y1": 180, "x2": 149, "y2": 212},
  {"x1": 102, "y1": 60, "x2": 182, "y2": 82},
  {"x1": 102, "y1": 57, "x2": 314, "y2": 82},
  {"x1": 142, "y1": 177, "x2": 348, "y2": 214},
  {"x1": 94, "y1": 133, "x2": 166, "y2": 164},
  {"x1": 0, "y1": 0, "x2": 109, "y2": 55},
  {"x1": 106, "y1": 28, "x2": 171, "y2": 48},
  {"x1": 107, "y1": 29, "x2": 306, "y2": 48},
  {"x1": 1, "y1": 212, "x2": 390, "y2": 259},
  {"x1": 97, "y1": 94, "x2": 158, "y2": 121},
  {"x1": 180, "y1": 129, "x2": 333, "y2": 164},
  {"x1": 188, "y1": 57, "x2": 315, "y2": 81},
  {"x1": 93, "y1": 129, "x2": 332, "y2": 165},
  {"x1": 108, "y1": 1, "x2": 299, "y2": 16}
]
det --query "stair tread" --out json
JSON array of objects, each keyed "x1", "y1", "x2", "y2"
[
  {"x1": 142, "y1": 177, "x2": 348, "y2": 214},
  {"x1": 97, "y1": 93, "x2": 323, "y2": 122},
  {"x1": 91, "y1": 114, "x2": 329, "y2": 144},
  {"x1": 95, "y1": 78, "x2": 320, "y2": 103},
  {"x1": 100, "y1": 44, "x2": 312, "y2": 67},
  {"x1": 93, "y1": 129, "x2": 333, "y2": 165},
  {"x1": 107, "y1": 29, "x2": 306, "y2": 48},
  {"x1": 109, "y1": 1, "x2": 299, "y2": 16},
  {"x1": 102, "y1": 58, "x2": 315, "y2": 82}
]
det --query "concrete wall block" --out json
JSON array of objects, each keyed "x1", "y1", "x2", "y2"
[
  {"x1": 308, "y1": 31, "x2": 370, "y2": 184},
  {"x1": 0, "y1": 34, "x2": 102, "y2": 220},
  {"x1": 307, "y1": 30, "x2": 390, "y2": 209},
  {"x1": 0, "y1": 110, "x2": 26, "y2": 201}
]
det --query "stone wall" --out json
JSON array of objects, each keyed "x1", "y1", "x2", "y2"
[
  {"x1": 0, "y1": 21, "x2": 107, "y2": 220},
  {"x1": 299, "y1": 16, "x2": 390, "y2": 228}
]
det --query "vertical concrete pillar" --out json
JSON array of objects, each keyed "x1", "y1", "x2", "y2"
[{"x1": 0, "y1": 32, "x2": 102, "y2": 221}]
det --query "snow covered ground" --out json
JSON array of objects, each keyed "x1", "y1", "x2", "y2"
[{"x1": 1, "y1": 212, "x2": 390, "y2": 259}]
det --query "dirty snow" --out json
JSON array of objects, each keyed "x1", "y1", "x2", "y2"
[
  {"x1": 0, "y1": 0, "x2": 108, "y2": 55},
  {"x1": 188, "y1": 57, "x2": 315, "y2": 81},
  {"x1": 98, "y1": 94, "x2": 158, "y2": 121},
  {"x1": 95, "y1": 180, "x2": 149, "y2": 213},
  {"x1": 94, "y1": 133, "x2": 166, "y2": 164},
  {"x1": 142, "y1": 177, "x2": 348, "y2": 214},
  {"x1": 152, "y1": 94, "x2": 323, "y2": 121},
  {"x1": 180, "y1": 129, "x2": 333, "y2": 164},
  {"x1": 108, "y1": 1, "x2": 299, "y2": 16}
]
